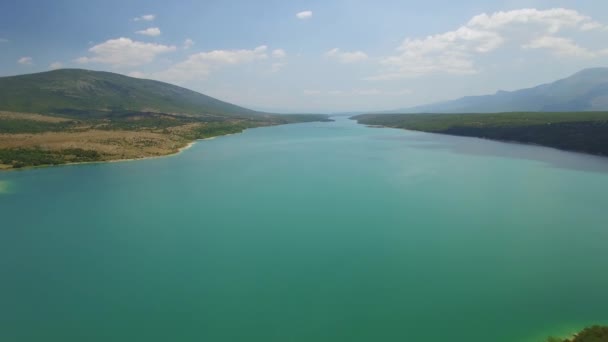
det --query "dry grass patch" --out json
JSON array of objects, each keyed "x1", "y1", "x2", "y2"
[
  {"x1": 0, "y1": 111, "x2": 70, "y2": 122},
  {"x1": 0, "y1": 129, "x2": 190, "y2": 161}
]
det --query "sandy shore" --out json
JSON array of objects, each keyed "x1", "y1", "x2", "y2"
[
  {"x1": 105, "y1": 139, "x2": 198, "y2": 164},
  {"x1": 68, "y1": 135, "x2": 223, "y2": 166}
]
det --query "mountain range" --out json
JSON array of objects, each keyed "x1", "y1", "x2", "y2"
[{"x1": 389, "y1": 67, "x2": 608, "y2": 113}]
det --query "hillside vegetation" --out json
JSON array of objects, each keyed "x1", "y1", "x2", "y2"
[
  {"x1": 0, "y1": 69, "x2": 260, "y2": 117},
  {"x1": 353, "y1": 112, "x2": 608, "y2": 156},
  {"x1": 547, "y1": 326, "x2": 608, "y2": 342},
  {"x1": 0, "y1": 70, "x2": 330, "y2": 169}
]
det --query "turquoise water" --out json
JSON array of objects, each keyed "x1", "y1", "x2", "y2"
[{"x1": 1, "y1": 117, "x2": 608, "y2": 341}]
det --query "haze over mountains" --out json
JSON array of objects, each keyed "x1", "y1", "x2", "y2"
[
  {"x1": 389, "y1": 68, "x2": 608, "y2": 114},
  {"x1": 4, "y1": 67, "x2": 608, "y2": 117}
]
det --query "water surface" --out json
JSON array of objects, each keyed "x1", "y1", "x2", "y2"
[{"x1": 1, "y1": 118, "x2": 608, "y2": 341}]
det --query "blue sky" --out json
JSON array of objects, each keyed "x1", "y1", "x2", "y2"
[{"x1": 1, "y1": 0, "x2": 608, "y2": 112}]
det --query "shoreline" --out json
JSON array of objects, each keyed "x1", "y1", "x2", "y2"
[
  {"x1": 0, "y1": 135, "x2": 222, "y2": 173},
  {"x1": 0, "y1": 119, "x2": 326, "y2": 173},
  {"x1": 102, "y1": 138, "x2": 200, "y2": 164},
  {"x1": 359, "y1": 122, "x2": 608, "y2": 161}
]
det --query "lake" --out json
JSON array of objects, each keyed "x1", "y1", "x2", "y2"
[{"x1": 1, "y1": 117, "x2": 608, "y2": 342}]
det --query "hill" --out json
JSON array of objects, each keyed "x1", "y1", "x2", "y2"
[
  {"x1": 353, "y1": 112, "x2": 608, "y2": 156},
  {"x1": 0, "y1": 69, "x2": 330, "y2": 169},
  {"x1": 0, "y1": 69, "x2": 259, "y2": 118},
  {"x1": 392, "y1": 68, "x2": 608, "y2": 113}
]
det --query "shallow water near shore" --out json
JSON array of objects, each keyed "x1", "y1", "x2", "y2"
[
  {"x1": 1, "y1": 117, "x2": 608, "y2": 341},
  {"x1": 0, "y1": 180, "x2": 12, "y2": 194}
]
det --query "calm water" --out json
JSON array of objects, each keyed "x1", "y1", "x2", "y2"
[{"x1": 1, "y1": 117, "x2": 608, "y2": 342}]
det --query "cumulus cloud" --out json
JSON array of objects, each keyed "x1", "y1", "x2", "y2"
[
  {"x1": 523, "y1": 36, "x2": 595, "y2": 58},
  {"x1": 581, "y1": 22, "x2": 603, "y2": 31},
  {"x1": 325, "y1": 48, "x2": 369, "y2": 63},
  {"x1": 466, "y1": 8, "x2": 603, "y2": 33},
  {"x1": 75, "y1": 37, "x2": 176, "y2": 67},
  {"x1": 136, "y1": 27, "x2": 161, "y2": 36},
  {"x1": 18, "y1": 57, "x2": 32, "y2": 65},
  {"x1": 49, "y1": 62, "x2": 63, "y2": 70},
  {"x1": 184, "y1": 38, "x2": 195, "y2": 49},
  {"x1": 370, "y1": 8, "x2": 607, "y2": 80},
  {"x1": 134, "y1": 14, "x2": 155, "y2": 21},
  {"x1": 272, "y1": 49, "x2": 287, "y2": 58},
  {"x1": 296, "y1": 11, "x2": 312, "y2": 20},
  {"x1": 154, "y1": 45, "x2": 269, "y2": 82}
]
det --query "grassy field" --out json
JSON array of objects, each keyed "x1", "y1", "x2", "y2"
[{"x1": 353, "y1": 112, "x2": 608, "y2": 156}]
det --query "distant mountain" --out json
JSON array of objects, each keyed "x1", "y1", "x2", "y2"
[
  {"x1": 390, "y1": 67, "x2": 608, "y2": 113},
  {"x1": 0, "y1": 69, "x2": 259, "y2": 117}
]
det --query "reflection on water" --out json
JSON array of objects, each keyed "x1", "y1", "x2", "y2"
[
  {"x1": 2, "y1": 118, "x2": 608, "y2": 342},
  {"x1": 372, "y1": 132, "x2": 608, "y2": 174}
]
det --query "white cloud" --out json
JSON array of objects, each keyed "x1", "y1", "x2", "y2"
[
  {"x1": 184, "y1": 38, "x2": 194, "y2": 49},
  {"x1": 154, "y1": 45, "x2": 268, "y2": 82},
  {"x1": 296, "y1": 11, "x2": 312, "y2": 20},
  {"x1": 0, "y1": 38, "x2": 8, "y2": 43},
  {"x1": 325, "y1": 48, "x2": 369, "y2": 63},
  {"x1": 580, "y1": 22, "x2": 604, "y2": 31},
  {"x1": 18, "y1": 57, "x2": 32, "y2": 65},
  {"x1": 467, "y1": 8, "x2": 603, "y2": 33},
  {"x1": 134, "y1": 14, "x2": 155, "y2": 21},
  {"x1": 136, "y1": 27, "x2": 161, "y2": 37},
  {"x1": 370, "y1": 8, "x2": 607, "y2": 80},
  {"x1": 272, "y1": 49, "x2": 287, "y2": 58},
  {"x1": 76, "y1": 37, "x2": 176, "y2": 67},
  {"x1": 523, "y1": 36, "x2": 595, "y2": 58},
  {"x1": 49, "y1": 62, "x2": 63, "y2": 70}
]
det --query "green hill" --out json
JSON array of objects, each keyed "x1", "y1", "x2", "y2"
[
  {"x1": 0, "y1": 69, "x2": 259, "y2": 117},
  {"x1": 0, "y1": 69, "x2": 330, "y2": 170},
  {"x1": 353, "y1": 112, "x2": 608, "y2": 156}
]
